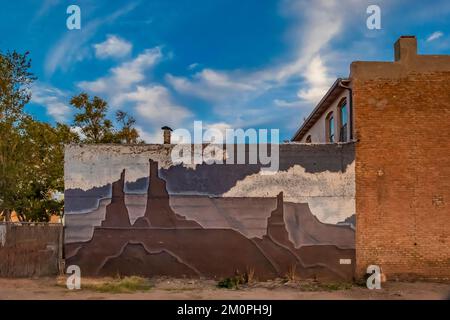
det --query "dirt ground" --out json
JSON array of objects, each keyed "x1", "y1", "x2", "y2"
[{"x1": 1, "y1": 277, "x2": 449, "y2": 300}]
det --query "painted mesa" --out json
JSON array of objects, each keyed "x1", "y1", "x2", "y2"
[{"x1": 64, "y1": 143, "x2": 356, "y2": 281}]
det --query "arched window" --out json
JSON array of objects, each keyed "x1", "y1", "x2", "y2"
[
  {"x1": 326, "y1": 112, "x2": 335, "y2": 143},
  {"x1": 305, "y1": 135, "x2": 312, "y2": 143},
  {"x1": 339, "y1": 100, "x2": 348, "y2": 142}
]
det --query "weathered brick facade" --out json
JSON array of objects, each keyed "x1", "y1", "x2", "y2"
[{"x1": 352, "y1": 37, "x2": 450, "y2": 279}]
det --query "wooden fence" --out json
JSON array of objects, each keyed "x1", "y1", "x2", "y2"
[{"x1": 0, "y1": 222, "x2": 63, "y2": 277}]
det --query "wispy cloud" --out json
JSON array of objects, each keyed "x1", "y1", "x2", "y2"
[
  {"x1": 187, "y1": 63, "x2": 200, "y2": 70},
  {"x1": 203, "y1": 122, "x2": 233, "y2": 143},
  {"x1": 268, "y1": 0, "x2": 345, "y2": 82},
  {"x1": 44, "y1": 2, "x2": 139, "y2": 76},
  {"x1": 296, "y1": 56, "x2": 334, "y2": 104},
  {"x1": 134, "y1": 126, "x2": 163, "y2": 143},
  {"x1": 31, "y1": 83, "x2": 71, "y2": 122},
  {"x1": 166, "y1": 0, "x2": 365, "y2": 129},
  {"x1": 78, "y1": 47, "x2": 162, "y2": 99},
  {"x1": 77, "y1": 45, "x2": 192, "y2": 141},
  {"x1": 94, "y1": 35, "x2": 132, "y2": 59},
  {"x1": 274, "y1": 99, "x2": 307, "y2": 108},
  {"x1": 32, "y1": 0, "x2": 60, "y2": 22},
  {"x1": 121, "y1": 85, "x2": 192, "y2": 127},
  {"x1": 166, "y1": 69, "x2": 257, "y2": 102},
  {"x1": 427, "y1": 31, "x2": 444, "y2": 42}
]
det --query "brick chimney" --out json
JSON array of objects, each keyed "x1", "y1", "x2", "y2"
[
  {"x1": 161, "y1": 126, "x2": 173, "y2": 144},
  {"x1": 394, "y1": 36, "x2": 417, "y2": 62}
]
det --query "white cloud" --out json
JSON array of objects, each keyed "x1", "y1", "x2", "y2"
[
  {"x1": 120, "y1": 85, "x2": 192, "y2": 127},
  {"x1": 94, "y1": 35, "x2": 132, "y2": 59},
  {"x1": 166, "y1": 0, "x2": 363, "y2": 115},
  {"x1": 166, "y1": 69, "x2": 257, "y2": 102},
  {"x1": 34, "y1": 0, "x2": 60, "y2": 19},
  {"x1": 78, "y1": 47, "x2": 162, "y2": 101},
  {"x1": 274, "y1": 99, "x2": 307, "y2": 108},
  {"x1": 31, "y1": 83, "x2": 71, "y2": 122},
  {"x1": 46, "y1": 102, "x2": 72, "y2": 122},
  {"x1": 134, "y1": 126, "x2": 163, "y2": 144},
  {"x1": 45, "y1": 3, "x2": 138, "y2": 75},
  {"x1": 202, "y1": 122, "x2": 233, "y2": 143},
  {"x1": 188, "y1": 63, "x2": 200, "y2": 70},
  {"x1": 205, "y1": 122, "x2": 232, "y2": 132},
  {"x1": 427, "y1": 31, "x2": 444, "y2": 42},
  {"x1": 112, "y1": 48, "x2": 162, "y2": 87},
  {"x1": 161, "y1": 1, "x2": 347, "y2": 136},
  {"x1": 76, "y1": 46, "x2": 192, "y2": 143},
  {"x1": 134, "y1": 126, "x2": 195, "y2": 144},
  {"x1": 136, "y1": 121, "x2": 234, "y2": 144},
  {"x1": 296, "y1": 55, "x2": 334, "y2": 104},
  {"x1": 199, "y1": 69, "x2": 255, "y2": 91}
]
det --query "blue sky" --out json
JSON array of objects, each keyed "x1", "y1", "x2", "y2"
[{"x1": 1, "y1": 0, "x2": 450, "y2": 142}]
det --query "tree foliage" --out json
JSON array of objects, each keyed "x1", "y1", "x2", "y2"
[
  {"x1": 70, "y1": 93, "x2": 141, "y2": 144},
  {"x1": 115, "y1": 110, "x2": 140, "y2": 144},
  {"x1": 10, "y1": 118, "x2": 80, "y2": 221},
  {"x1": 0, "y1": 51, "x2": 36, "y2": 121},
  {"x1": 71, "y1": 93, "x2": 114, "y2": 143},
  {"x1": 0, "y1": 51, "x2": 39, "y2": 220},
  {"x1": 0, "y1": 51, "x2": 142, "y2": 222}
]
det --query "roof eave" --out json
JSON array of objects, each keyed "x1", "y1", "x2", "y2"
[{"x1": 291, "y1": 78, "x2": 348, "y2": 141}]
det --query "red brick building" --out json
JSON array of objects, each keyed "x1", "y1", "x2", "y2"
[{"x1": 292, "y1": 36, "x2": 450, "y2": 279}]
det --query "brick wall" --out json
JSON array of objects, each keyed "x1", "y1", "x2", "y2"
[{"x1": 353, "y1": 71, "x2": 450, "y2": 279}]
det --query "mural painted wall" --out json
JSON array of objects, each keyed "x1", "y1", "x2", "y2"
[{"x1": 64, "y1": 143, "x2": 355, "y2": 280}]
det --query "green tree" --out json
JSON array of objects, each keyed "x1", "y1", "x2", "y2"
[
  {"x1": 71, "y1": 93, "x2": 115, "y2": 143},
  {"x1": 12, "y1": 118, "x2": 79, "y2": 221},
  {"x1": 0, "y1": 51, "x2": 36, "y2": 221},
  {"x1": 0, "y1": 121, "x2": 22, "y2": 221},
  {"x1": 115, "y1": 110, "x2": 140, "y2": 144},
  {"x1": 0, "y1": 52, "x2": 142, "y2": 222},
  {"x1": 70, "y1": 93, "x2": 142, "y2": 144},
  {"x1": 0, "y1": 51, "x2": 36, "y2": 121},
  {"x1": 0, "y1": 51, "x2": 79, "y2": 221}
]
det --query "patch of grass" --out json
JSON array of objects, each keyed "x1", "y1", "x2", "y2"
[
  {"x1": 319, "y1": 282, "x2": 353, "y2": 291},
  {"x1": 217, "y1": 276, "x2": 243, "y2": 289},
  {"x1": 83, "y1": 276, "x2": 152, "y2": 293},
  {"x1": 285, "y1": 264, "x2": 297, "y2": 282},
  {"x1": 245, "y1": 267, "x2": 255, "y2": 284},
  {"x1": 299, "y1": 281, "x2": 353, "y2": 291},
  {"x1": 217, "y1": 270, "x2": 249, "y2": 290}
]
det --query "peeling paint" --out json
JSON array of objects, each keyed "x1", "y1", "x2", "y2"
[
  {"x1": 64, "y1": 144, "x2": 356, "y2": 280},
  {"x1": 223, "y1": 162, "x2": 355, "y2": 223}
]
